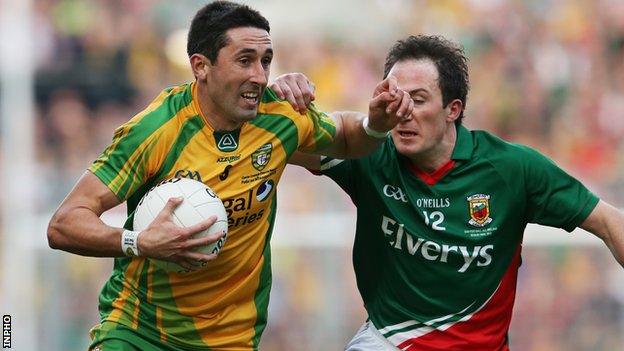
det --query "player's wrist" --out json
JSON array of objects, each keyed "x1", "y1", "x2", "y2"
[
  {"x1": 362, "y1": 117, "x2": 390, "y2": 139},
  {"x1": 121, "y1": 229, "x2": 141, "y2": 257}
]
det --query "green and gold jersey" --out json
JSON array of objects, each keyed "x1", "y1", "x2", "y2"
[
  {"x1": 320, "y1": 125, "x2": 599, "y2": 350},
  {"x1": 88, "y1": 82, "x2": 336, "y2": 350}
]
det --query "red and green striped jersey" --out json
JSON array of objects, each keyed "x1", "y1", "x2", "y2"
[
  {"x1": 88, "y1": 81, "x2": 336, "y2": 350},
  {"x1": 320, "y1": 125, "x2": 599, "y2": 350}
]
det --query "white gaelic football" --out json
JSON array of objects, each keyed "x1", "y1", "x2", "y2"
[{"x1": 133, "y1": 177, "x2": 228, "y2": 273}]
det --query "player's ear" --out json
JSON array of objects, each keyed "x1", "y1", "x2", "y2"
[
  {"x1": 190, "y1": 53, "x2": 211, "y2": 80},
  {"x1": 445, "y1": 99, "x2": 463, "y2": 123}
]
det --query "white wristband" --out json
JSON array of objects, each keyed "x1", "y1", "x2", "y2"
[
  {"x1": 121, "y1": 230, "x2": 140, "y2": 257},
  {"x1": 362, "y1": 117, "x2": 390, "y2": 139}
]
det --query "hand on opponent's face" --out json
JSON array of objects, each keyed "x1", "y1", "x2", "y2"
[
  {"x1": 367, "y1": 75, "x2": 415, "y2": 133},
  {"x1": 269, "y1": 72, "x2": 413, "y2": 134}
]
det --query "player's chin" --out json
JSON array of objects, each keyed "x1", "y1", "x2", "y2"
[
  {"x1": 235, "y1": 108, "x2": 258, "y2": 122},
  {"x1": 393, "y1": 141, "x2": 421, "y2": 156},
  {"x1": 392, "y1": 133, "x2": 414, "y2": 146}
]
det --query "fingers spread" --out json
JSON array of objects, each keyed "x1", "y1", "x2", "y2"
[{"x1": 184, "y1": 215, "x2": 218, "y2": 236}]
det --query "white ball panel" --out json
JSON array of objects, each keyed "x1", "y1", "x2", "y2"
[
  {"x1": 132, "y1": 177, "x2": 229, "y2": 274},
  {"x1": 172, "y1": 200, "x2": 203, "y2": 227},
  {"x1": 186, "y1": 188, "x2": 221, "y2": 207},
  {"x1": 154, "y1": 181, "x2": 182, "y2": 203},
  {"x1": 146, "y1": 190, "x2": 166, "y2": 217},
  {"x1": 176, "y1": 178, "x2": 206, "y2": 198},
  {"x1": 132, "y1": 201, "x2": 150, "y2": 231},
  {"x1": 194, "y1": 201, "x2": 228, "y2": 222}
]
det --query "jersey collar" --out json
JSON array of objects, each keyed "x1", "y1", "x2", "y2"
[{"x1": 450, "y1": 124, "x2": 474, "y2": 161}]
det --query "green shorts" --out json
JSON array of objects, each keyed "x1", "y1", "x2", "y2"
[{"x1": 89, "y1": 321, "x2": 180, "y2": 351}]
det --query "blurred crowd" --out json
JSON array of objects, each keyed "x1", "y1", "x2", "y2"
[{"x1": 26, "y1": 0, "x2": 624, "y2": 349}]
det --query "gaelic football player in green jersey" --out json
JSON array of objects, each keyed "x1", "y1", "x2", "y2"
[
  {"x1": 46, "y1": 1, "x2": 415, "y2": 350},
  {"x1": 281, "y1": 35, "x2": 624, "y2": 350}
]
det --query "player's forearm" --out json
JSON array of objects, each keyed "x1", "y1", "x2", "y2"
[
  {"x1": 581, "y1": 201, "x2": 624, "y2": 267},
  {"x1": 47, "y1": 206, "x2": 125, "y2": 257},
  {"x1": 330, "y1": 111, "x2": 385, "y2": 159},
  {"x1": 601, "y1": 208, "x2": 624, "y2": 267}
]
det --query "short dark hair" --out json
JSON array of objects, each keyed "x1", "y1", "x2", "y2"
[
  {"x1": 384, "y1": 35, "x2": 469, "y2": 125},
  {"x1": 187, "y1": 1, "x2": 270, "y2": 63}
]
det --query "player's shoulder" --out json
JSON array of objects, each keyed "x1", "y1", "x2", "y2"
[
  {"x1": 152, "y1": 82, "x2": 195, "y2": 111},
  {"x1": 472, "y1": 130, "x2": 543, "y2": 159},
  {"x1": 132, "y1": 82, "x2": 195, "y2": 123},
  {"x1": 471, "y1": 129, "x2": 554, "y2": 171},
  {"x1": 117, "y1": 82, "x2": 198, "y2": 140}
]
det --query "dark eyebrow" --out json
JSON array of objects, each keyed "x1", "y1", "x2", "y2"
[
  {"x1": 409, "y1": 88, "x2": 429, "y2": 95},
  {"x1": 236, "y1": 48, "x2": 258, "y2": 56},
  {"x1": 236, "y1": 48, "x2": 274, "y2": 56}
]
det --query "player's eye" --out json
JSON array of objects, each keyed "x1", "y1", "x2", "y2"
[{"x1": 261, "y1": 57, "x2": 272, "y2": 68}]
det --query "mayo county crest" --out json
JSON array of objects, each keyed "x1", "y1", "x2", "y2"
[
  {"x1": 467, "y1": 194, "x2": 493, "y2": 227},
  {"x1": 251, "y1": 143, "x2": 272, "y2": 171}
]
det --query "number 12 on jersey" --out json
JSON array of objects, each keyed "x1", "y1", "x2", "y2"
[{"x1": 423, "y1": 211, "x2": 446, "y2": 231}]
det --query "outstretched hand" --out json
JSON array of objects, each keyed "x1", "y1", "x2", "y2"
[
  {"x1": 137, "y1": 197, "x2": 222, "y2": 271},
  {"x1": 269, "y1": 73, "x2": 315, "y2": 114},
  {"x1": 367, "y1": 75, "x2": 414, "y2": 134}
]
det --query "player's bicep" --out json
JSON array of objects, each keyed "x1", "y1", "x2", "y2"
[
  {"x1": 57, "y1": 171, "x2": 122, "y2": 217},
  {"x1": 580, "y1": 201, "x2": 620, "y2": 240}
]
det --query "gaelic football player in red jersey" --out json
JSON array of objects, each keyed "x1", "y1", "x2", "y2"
[{"x1": 278, "y1": 35, "x2": 624, "y2": 350}]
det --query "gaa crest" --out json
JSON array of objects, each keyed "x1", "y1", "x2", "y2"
[
  {"x1": 251, "y1": 143, "x2": 272, "y2": 171},
  {"x1": 467, "y1": 194, "x2": 493, "y2": 227}
]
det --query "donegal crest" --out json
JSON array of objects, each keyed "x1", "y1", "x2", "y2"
[
  {"x1": 251, "y1": 143, "x2": 272, "y2": 171},
  {"x1": 467, "y1": 194, "x2": 493, "y2": 227}
]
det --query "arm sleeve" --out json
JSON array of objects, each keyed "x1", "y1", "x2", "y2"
[
  {"x1": 521, "y1": 146, "x2": 600, "y2": 232},
  {"x1": 88, "y1": 115, "x2": 170, "y2": 202},
  {"x1": 296, "y1": 103, "x2": 337, "y2": 153},
  {"x1": 319, "y1": 156, "x2": 359, "y2": 204}
]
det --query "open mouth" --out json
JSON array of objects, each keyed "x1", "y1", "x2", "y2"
[
  {"x1": 241, "y1": 92, "x2": 259, "y2": 106},
  {"x1": 398, "y1": 131, "x2": 417, "y2": 137}
]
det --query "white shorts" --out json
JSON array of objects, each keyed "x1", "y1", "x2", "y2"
[{"x1": 345, "y1": 321, "x2": 399, "y2": 351}]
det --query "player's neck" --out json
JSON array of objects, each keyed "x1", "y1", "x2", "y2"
[
  {"x1": 196, "y1": 82, "x2": 243, "y2": 131},
  {"x1": 409, "y1": 125, "x2": 457, "y2": 173}
]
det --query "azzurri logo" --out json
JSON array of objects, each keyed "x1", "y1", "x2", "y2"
[{"x1": 256, "y1": 179, "x2": 274, "y2": 201}]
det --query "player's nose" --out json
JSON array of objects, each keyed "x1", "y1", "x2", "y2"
[{"x1": 249, "y1": 62, "x2": 268, "y2": 86}]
